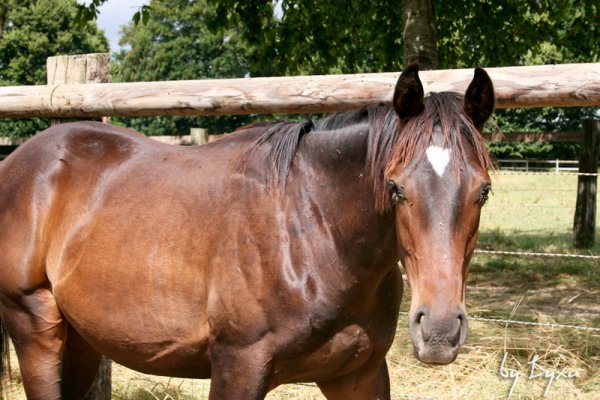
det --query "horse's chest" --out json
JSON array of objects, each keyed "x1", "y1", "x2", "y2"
[{"x1": 274, "y1": 323, "x2": 374, "y2": 383}]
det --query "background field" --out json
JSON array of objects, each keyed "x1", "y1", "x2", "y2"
[{"x1": 3, "y1": 172, "x2": 599, "y2": 399}]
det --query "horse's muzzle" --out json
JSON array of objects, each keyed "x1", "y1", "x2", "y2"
[{"x1": 409, "y1": 305, "x2": 468, "y2": 365}]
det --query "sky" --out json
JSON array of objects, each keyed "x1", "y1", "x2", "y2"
[
  {"x1": 79, "y1": 0, "x2": 150, "y2": 52},
  {"x1": 85, "y1": 0, "x2": 282, "y2": 52}
]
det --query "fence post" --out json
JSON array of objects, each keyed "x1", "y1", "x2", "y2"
[
  {"x1": 46, "y1": 53, "x2": 113, "y2": 400},
  {"x1": 190, "y1": 127, "x2": 208, "y2": 145},
  {"x1": 573, "y1": 119, "x2": 600, "y2": 248}
]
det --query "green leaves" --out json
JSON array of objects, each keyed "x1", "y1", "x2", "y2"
[
  {"x1": 76, "y1": 1, "x2": 152, "y2": 27},
  {"x1": 0, "y1": 0, "x2": 108, "y2": 137},
  {"x1": 74, "y1": 0, "x2": 106, "y2": 27},
  {"x1": 209, "y1": 0, "x2": 404, "y2": 76},
  {"x1": 132, "y1": 5, "x2": 152, "y2": 26},
  {"x1": 112, "y1": 0, "x2": 256, "y2": 135}
]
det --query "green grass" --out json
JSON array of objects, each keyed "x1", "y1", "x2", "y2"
[
  {"x1": 475, "y1": 172, "x2": 600, "y2": 287},
  {"x1": 481, "y1": 173, "x2": 600, "y2": 237}
]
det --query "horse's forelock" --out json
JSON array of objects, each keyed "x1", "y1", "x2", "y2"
[{"x1": 369, "y1": 93, "x2": 494, "y2": 214}]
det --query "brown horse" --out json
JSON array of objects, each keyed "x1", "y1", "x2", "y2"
[{"x1": 0, "y1": 65, "x2": 494, "y2": 399}]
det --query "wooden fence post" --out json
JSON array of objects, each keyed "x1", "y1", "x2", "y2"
[
  {"x1": 190, "y1": 127, "x2": 208, "y2": 145},
  {"x1": 573, "y1": 119, "x2": 600, "y2": 248},
  {"x1": 47, "y1": 53, "x2": 110, "y2": 124},
  {"x1": 46, "y1": 53, "x2": 112, "y2": 400}
]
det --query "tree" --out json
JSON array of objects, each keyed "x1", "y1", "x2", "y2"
[
  {"x1": 0, "y1": 0, "x2": 108, "y2": 137},
  {"x1": 210, "y1": 0, "x2": 404, "y2": 76},
  {"x1": 211, "y1": 0, "x2": 598, "y2": 130},
  {"x1": 435, "y1": 0, "x2": 599, "y2": 132},
  {"x1": 402, "y1": 0, "x2": 437, "y2": 69},
  {"x1": 75, "y1": 0, "x2": 151, "y2": 27},
  {"x1": 112, "y1": 0, "x2": 255, "y2": 135}
]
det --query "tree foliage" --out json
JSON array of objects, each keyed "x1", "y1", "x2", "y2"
[
  {"x1": 209, "y1": 0, "x2": 598, "y2": 72},
  {"x1": 435, "y1": 0, "x2": 599, "y2": 132},
  {"x1": 209, "y1": 0, "x2": 404, "y2": 76},
  {"x1": 74, "y1": 0, "x2": 151, "y2": 27},
  {"x1": 436, "y1": 0, "x2": 598, "y2": 68},
  {"x1": 210, "y1": 0, "x2": 598, "y2": 131},
  {"x1": 3, "y1": 0, "x2": 598, "y2": 136},
  {"x1": 112, "y1": 0, "x2": 255, "y2": 135},
  {"x1": 0, "y1": 0, "x2": 108, "y2": 137},
  {"x1": 487, "y1": 141, "x2": 581, "y2": 160}
]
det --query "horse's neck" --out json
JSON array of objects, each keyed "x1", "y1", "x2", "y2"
[{"x1": 292, "y1": 125, "x2": 398, "y2": 275}]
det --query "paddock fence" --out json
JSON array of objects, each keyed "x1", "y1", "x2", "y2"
[{"x1": 0, "y1": 59, "x2": 599, "y2": 119}]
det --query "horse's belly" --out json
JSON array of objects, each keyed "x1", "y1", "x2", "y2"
[
  {"x1": 60, "y1": 295, "x2": 212, "y2": 378},
  {"x1": 52, "y1": 263, "x2": 212, "y2": 378},
  {"x1": 99, "y1": 334, "x2": 212, "y2": 378}
]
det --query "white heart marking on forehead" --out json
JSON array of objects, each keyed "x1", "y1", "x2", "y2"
[{"x1": 426, "y1": 145, "x2": 451, "y2": 177}]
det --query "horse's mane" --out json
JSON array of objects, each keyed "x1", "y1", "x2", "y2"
[{"x1": 236, "y1": 92, "x2": 494, "y2": 213}]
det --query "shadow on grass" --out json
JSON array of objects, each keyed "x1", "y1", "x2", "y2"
[{"x1": 478, "y1": 228, "x2": 600, "y2": 253}]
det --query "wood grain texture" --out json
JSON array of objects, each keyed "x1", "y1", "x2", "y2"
[{"x1": 1, "y1": 63, "x2": 598, "y2": 118}]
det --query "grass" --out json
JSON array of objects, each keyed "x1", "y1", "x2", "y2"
[
  {"x1": 2, "y1": 172, "x2": 599, "y2": 399},
  {"x1": 480, "y1": 173, "x2": 596, "y2": 234}
]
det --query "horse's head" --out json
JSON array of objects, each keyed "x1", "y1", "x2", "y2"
[{"x1": 386, "y1": 65, "x2": 494, "y2": 364}]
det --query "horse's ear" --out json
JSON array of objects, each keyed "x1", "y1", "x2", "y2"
[
  {"x1": 393, "y1": 63, "x2": 424, "y2": 120},
  {"x1": 464, "y1": 67, "x2": 494, "y2": 130}
]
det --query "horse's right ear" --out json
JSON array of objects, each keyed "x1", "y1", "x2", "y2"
[
  {"x1": 464, "y1": 67, "x2": 494, "y2": 130},
  {"x1": 393, "y1": 64, "x2": 425, "y2": 120}
]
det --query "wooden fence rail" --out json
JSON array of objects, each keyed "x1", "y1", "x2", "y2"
[{"x1": 0, "y1": 63, "x2": 598, "y2": 119}]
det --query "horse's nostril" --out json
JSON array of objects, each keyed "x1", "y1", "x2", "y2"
[
  {"x1": 412, "y1": 305, "x2": 428, "y2": 324},
  {"x1": 413, "y1": 309, "x2": 426, "y2": 325},
  {"x1": 455, "y1": 310, "x2": 468, "y2": 346}
]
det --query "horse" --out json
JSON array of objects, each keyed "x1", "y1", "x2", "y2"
[{"x1": 0, "y1": 64, "x2": 494, "y2": 399}]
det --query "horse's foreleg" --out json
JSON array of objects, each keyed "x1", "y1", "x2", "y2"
[
  {"x1": 208, "y1": 345, "x2": 273, "y2": 400},
  {"x1": 317, "y1": 359, "x2": 391, "y2": 400},
  {"x1": 61, "y1": 324, "x2": 102, "y2": 399},
  {"x1": 3, "y1": 289, "x2": 66, "y2": 400}
]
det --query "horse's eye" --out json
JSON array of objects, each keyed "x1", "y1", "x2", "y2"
[
  {"x1": 388, "y1": 181, "x2": 405, "y2": 205},
  {"x1": 479, "y1": 184, "x2": 492, "y2": 205}
]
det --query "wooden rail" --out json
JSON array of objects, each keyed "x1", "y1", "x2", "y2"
[{"x1": 0, "y1": 63, "x2": 598, "y2": 118}]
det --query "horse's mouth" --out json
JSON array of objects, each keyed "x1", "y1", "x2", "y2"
[{"x1": 412, "y1": 343, "x2": 460, "y2": 365}]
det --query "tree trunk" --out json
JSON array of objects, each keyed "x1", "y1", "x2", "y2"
[
  {"x1": 573, "y1": 119, "x2": 600, "y2": 248},
  {"x1": 402, "y1": 0, "x2": 437, "y2": 70}
]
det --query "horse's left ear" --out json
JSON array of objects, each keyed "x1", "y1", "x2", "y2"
[{"x1": 464, "y1": 67, "x2": 494, "y2": 130}]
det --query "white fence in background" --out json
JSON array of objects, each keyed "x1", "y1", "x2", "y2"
[{"x1": 496, "y1": 158, "x2": 579, "y2": 172}]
